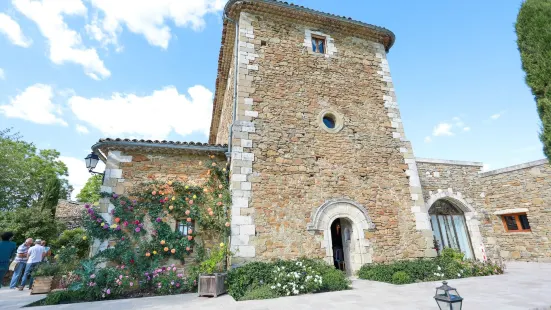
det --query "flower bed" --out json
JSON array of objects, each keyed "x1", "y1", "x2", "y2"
[
  {"x1": 226, "y1": 258, "x2": 351, "y2": 301},
  {"x1": 357, "y1": 248, "x2": 505, "y2": 285}
]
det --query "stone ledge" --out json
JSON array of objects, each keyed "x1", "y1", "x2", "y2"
[
  {"x1": 480, "y1": 159, "x2": 548, "y2": 177},
  {"x1": 416, "y1": 157, "x2": 484, "y2": 167},
  {"x1": 493, "y1": 208, "x2": 529, "y2": 215}
]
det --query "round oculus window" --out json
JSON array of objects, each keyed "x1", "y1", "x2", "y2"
[
  {"x1": 322, "y1": 114, "x2": 336, "y2": 129},
  {"x1": 317, "y1": 109, "x2": 343, "y2": 133}
]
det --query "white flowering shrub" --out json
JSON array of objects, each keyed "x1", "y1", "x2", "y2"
[
  {"x1": 270, "y1": 261, "x2": 323, "y2": 296},
  {"x1": 227, "y1": 258, "x2": 350, "y2": 301}
]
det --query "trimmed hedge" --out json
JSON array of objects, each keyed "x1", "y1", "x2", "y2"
[{"x1": 358, "y1": 248, "x2": 504, "y2": 284}]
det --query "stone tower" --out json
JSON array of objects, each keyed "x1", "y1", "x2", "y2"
[{"x1": 209, "y1": 0, "x2": 436, "y2": 273}]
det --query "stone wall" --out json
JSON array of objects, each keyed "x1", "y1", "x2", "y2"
[
  {"x1": 417, "y1": 158, "x2": 551, "y2": 263},
  {"x1": 56, "y1": 199, "x2": 85, "y2": 230},
  {"x1": 92, "y1": 147, "x2": 226, "y2": 262},
  {"x1": 480, "y1": 160, "x2": 551, "y2": 262},
  {"x1": 416, "y1": 158, "x2": 490, "y2": 261},
  {"x1": 221, "y1": 10, "x2": 435, "y2": 267},
  {"x1": 215, "y1": 61, "x2": 235, "y2": 146}
]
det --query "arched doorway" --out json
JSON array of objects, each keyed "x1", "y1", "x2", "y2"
[
  {"x1": 330, "y1": 218, "x2": 353, "y2": 272},
  {"x1": 429, "y1": 199, "x2": 475, "y2": 259},
  {"x1": 307, "y1": 198, "x2": 375, "y2": 275}
]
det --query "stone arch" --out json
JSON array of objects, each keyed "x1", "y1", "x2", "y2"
[
  {"x1": 426, "y1": 189, "x2": 486, "y2": 261},
  {"x1": 307, "y1": 198, "x2": 375, "y2": 231},
  {"x1": 307, "y1": 198, "x2": 375, "y2": 274}
]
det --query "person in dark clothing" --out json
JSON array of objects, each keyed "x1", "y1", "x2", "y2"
[{"x1": 0, "y1": 232, "x2": 17, "y2": 288}]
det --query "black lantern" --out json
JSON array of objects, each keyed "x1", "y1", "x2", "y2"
[
  {"x1": 84, "y1": 152, "x2": 100, "y2": 173},
  {"x1": 434, "y1": 281, "x2": 463, "y2": 310}
]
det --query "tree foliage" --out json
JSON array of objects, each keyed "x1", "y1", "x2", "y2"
[
  {"x1": 0, "y1": 128, "x2": 71, "y2": 210},
  {"x1": 76, "y1": 174, "x2": 102, "y2": 204},
  {"x1": 42, "y1": 177, "x2": 61, "y2": 217},
  {"x1": 0, "y1": 206, "x2": 66, "y2": 244},
  {"x1": 515, "y1": 0, "x2": 551, "y2": 160}
]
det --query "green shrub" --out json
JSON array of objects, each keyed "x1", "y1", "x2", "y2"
[
  {"x1": 391, "y1": 271, "x2": 411, "y2": 284},
  {"x1": 226, "y1": 261, "x2": 274, "y2": 301},
  {"x1": 43, "y1": 290, "x2": 90, "y2": 305},
  {"x1": 227, "y1": 258, "x2": 350, "y2": 301},
  {"x1": 241, "y1": 285, "x2": 280, "y2": 301},
  {"x1": 33, "y1": 262, "x2": 61, "y2": 277},
  {"x1": 53, "y1": 228, "x2": 90, "y2": 259},
  {"x1": 357, "y1": 249, "x2": 504, "y2": 284}
]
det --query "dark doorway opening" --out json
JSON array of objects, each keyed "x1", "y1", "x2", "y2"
[{"x1": 331, "y1": 219, "x2": 345, "y2": 271}]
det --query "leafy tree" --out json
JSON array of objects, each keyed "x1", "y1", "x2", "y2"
[
  {"x1": 41, "y1": 177, "x2": 61, "y2": 217},
  {"x1": 76, "y1": 174, "x2": 102, "y2": 204},
  {"x1": 0, "y1": 206, "x2": 66, "y2": 245},
  {"x1": 0, "y1": 128, "x2": 71, "y2": 210},
  {"x1": 515, "y1": 0, "x2": 551, "y2": 160}
]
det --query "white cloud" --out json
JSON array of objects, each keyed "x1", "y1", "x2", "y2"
[
  {"x1": 432, "y1": 123, "x2": 454, "y2": 136},
  {"x1": 0, "y1": 68, "x2": 4, "y2": 80},
  {"x1": 13, "y1": 0, "x2": 110, "y2": 80},
  {"x1": 68, "y1": 85, "x2": 213, "y2": 139},
  {"x1": 463, "y1": 127, "x2": 470, "y2": 131},
  {"x1": 490, "y1": 111, "x2": 506, "y2": 120},
  {"x1": 0, "y1": 13, "x2": 32, "y2": 47},
  {"x1": 0, "y1": 83, "x2": 67, "y2": 125},
  {"x1": 59, "y1": 156, "x2": 105, "y2": 200},
  {"x1": 87, "y1": 0, "x2": 226, "y2": 49},
  {"x1": 424, "y1": 136, "x2": 432, "y2": 143},
  {"x1": 76, "y1": 124, "x2": 89, "y2": 134}
]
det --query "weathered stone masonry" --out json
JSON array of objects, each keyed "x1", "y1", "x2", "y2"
[
  {"x1": 417, "y1": 158, "x2": 551, "y2": 262},
  {"x1": 211, "y1": 2, "x2": 437, "y2": 271},
  {"x1": 91, "y1": 1, "x2": 551, "y2": 268}
]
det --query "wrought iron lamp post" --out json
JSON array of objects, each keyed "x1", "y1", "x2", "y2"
[{"x1": 434, "y1": 281, "x2": 463, "y2": 310}]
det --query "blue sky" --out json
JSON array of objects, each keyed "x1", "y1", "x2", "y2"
[{"x1": 0, "y1": 0, "x2": 542, "y2": 198}]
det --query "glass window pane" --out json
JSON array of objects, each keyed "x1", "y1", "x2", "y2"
[
  {"x1": 453, "y1": 215, "x2": 473, "y2": 259},
  {"x1": 436, "y1": 300, "x2": 449, "y2": 310},
  {"x1": 503, "y1": 216, "x2": 518, "y2": 230},
  {"x1": 312, "y1": 39, "x2": 317, "y2": 52},
  {"x1": 319, "y1": 40, "x2": 325, "y2": 53},
  {"x1": 451, "y1": 301, "x2": 462, "y2": 310},
  {"x1": 431, "y1": 215, "x2": 443, "y2": 253},
  {"x1": 519, "y1": 214, "x2": 530, "y2": 230},
  {"x1": 438, "y1": 216, "x2": 450, "y2": 247},
  {"x1": 444, "y1": 216, "x2": 459, "y2": 249}
]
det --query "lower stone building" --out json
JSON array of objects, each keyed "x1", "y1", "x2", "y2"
[
  {"x1": 88, "y1": 0, "x2": 551, "y2": 274},
  {"x1": 56, "y1": 200, "x2": 85, "y2": 230},
  {"x1": 418, "y1": 158, "x2": 551, "y2": 263}
]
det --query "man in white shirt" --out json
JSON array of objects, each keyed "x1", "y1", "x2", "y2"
[{"x1": 18, "y1": 239, "x2": 45, "y2": 290}]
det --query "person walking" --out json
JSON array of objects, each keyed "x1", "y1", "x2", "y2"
[
  {"x1": 18, "y1": 239, "x2": 45, "y2": 290},
  {"x1": 0, "y1": 232, "x2": 17, "y2": 288},
  {"x1": 9, "y1": 238, "x2": 33, "y2": 289}
]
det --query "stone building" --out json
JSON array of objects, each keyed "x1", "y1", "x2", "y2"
[
  {"x1": 56, "y1": 199, "x2": 85, "y2": 230},
  {"x1": 90, "y1": 0, "x2": 551, "y2": 274}
]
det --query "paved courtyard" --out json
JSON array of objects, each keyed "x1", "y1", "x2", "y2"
[{"x1": 1, "y1": 262, "x2": 550, "y2": 310}]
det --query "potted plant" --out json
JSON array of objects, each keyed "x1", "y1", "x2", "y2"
[
  {"x1": 198, "y1": 243, "x2": 228, "y2": 297},
  {"x1": 31, "y1": 262, "x2": 60, "y2": 294}
]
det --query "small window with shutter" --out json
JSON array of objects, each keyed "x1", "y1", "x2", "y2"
[{"x1": 501, "y1": 213, "x2": 531, "y2": 232}]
